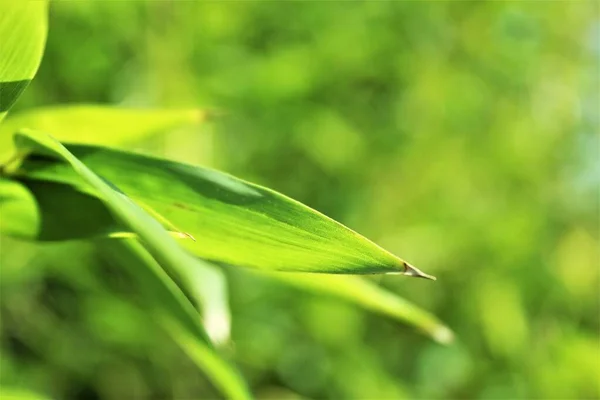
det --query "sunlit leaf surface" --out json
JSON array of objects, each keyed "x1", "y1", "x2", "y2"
[
  {"x1": 8, "y1": 130, "x2": 252, "y2": 400},
  {"x1": 0, "y1": 105, "x2": 207, "y2": 158},
  {"x1": 8, "y1": 141, "x2": 433, "y2": 278},
  {"x1": 0, "y1": 1, "x2": 48, "y2": 122},
  {"x1": 0, "y1": 175, "x2": 448, "y2": 342}
]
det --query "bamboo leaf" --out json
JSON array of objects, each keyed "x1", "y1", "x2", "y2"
[
  {"x1": 0, "y1": 179, "x2": 448, "y2": 341},
  {"x1": 9, "y1": 130, "x2": 251, "y2": 400},
  {"x1": 0, "y1": 178, "x2": 125, "y2": 240},
  {"x1": 0, "y1": 178, "x2": 39, "y2": 239},
  {"x1": 9, "y1": 142, "x2": 434, "y2": 278},
  {"x1": 0, "y1": 175, "x2": 453, "y2": 343},
  {"x1": 190, "y1": 260, "x2": 232, "y2": 345},
  {"x1": 0, "y1": 105, "x2": 208, "y2": 159},
  {"x1": 0, "y1": 0, "x2": 48, "y2": 122},
  {"x1": 102, "y1": 239, "x2": 249, "y2": 400},
  {"x1": 256, "y1": 271, "x2": 453, "y2": 344},
  {"x1": 0, "y1": 387, "x2": 51, "y2": 400}
]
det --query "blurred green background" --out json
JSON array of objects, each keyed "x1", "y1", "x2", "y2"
[{"x1": 1, "y1": 1, "x2": 599, "y2": 399}]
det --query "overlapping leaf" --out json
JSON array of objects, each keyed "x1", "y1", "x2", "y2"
[
  {"x1": 8, "y1": 130, "x2": 251, "y2": 400},
  {"x1": 8, "y1": 141, "x2": 433, "y2": 278},
  {"x1": 102, "y1": 239, "x2": 249, "y2": 400},
  {"x1": 1, "y1": 174, "x2": 451, "y2": 342},
  {"x1": 257, "y1": 271, "x2": 453, "y2": 344},
  {"x1": 0, "y1": 0, "x2": 48, "y2": 122},
  {"x1": 0, "y1": 105, "x2": 208, "y2": 158}
]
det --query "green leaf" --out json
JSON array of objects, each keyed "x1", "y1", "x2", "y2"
[
  {"x1": 9, "y1": 130, "x2": 251, "y2": 400},
  {"x1": 0, "y1": 178, "x2": 39, "y2": 240},
  {"x1": 0, "y1": 177, "x2": 232, "y2": 345},
  {"x1": 189, "y1": 260, "x2": 232, "y2": 345},
  {"x1": 13, "y1": 130, "x2": 198, "y2": 281},
  {"x1": 0, "y1": 387, "x2": 51, "y2": 400},
  {"x1": 256, "y1": 271, "x2": 454, "y2": 344},
  {"x1": 1, "y1": 176, "x2": 449, "y2": 342},
  {"x1": 9, "y1": 142, "x2": 434, "y2": 278},
  {"x1": 0, "y1": 178, "x2": 124, "y2": 240},
  {"x1": 0, "y1": 0, "x2": 48, "y2": 122},
  {"x1": 0, "y1": 105, "x2": 208, "y2": 159},
  {"x1": 101, "y1": 239, "x2": 250, "y2": 400},
  {"x1": 0, "y1": 178, "x2": 197, "y2": 242}
]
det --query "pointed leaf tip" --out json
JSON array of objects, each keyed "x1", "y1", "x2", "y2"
[
  {"x1": 391, "y1": 262, "x2": 437, "y2": 280},
  {"x1": 433, "y1": 325, "x2": 455, "y2": 344}
]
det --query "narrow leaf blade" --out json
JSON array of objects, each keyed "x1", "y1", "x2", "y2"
[
  {"x1": 11, "y1": 143, "x2": 433, "y2": 278},
  {"x1": 257, "y1": 271, "x2": 454, "y2": 344},
  {"x1": 0, "y1": 180, "x2": 452, "y2": 343},
  {"x1": 102, "y1": 239, "x2": 251, "y2": 400},
  {"x1": 0, "y1": 105, "x2": 208, "y2": 158},
  {"x1": 10, "y1": 130, "x2": 252, "y2": 400},
  {"x1": 0, "y1": 0, "x2": 48, "y2": 122}
]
